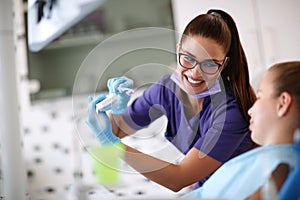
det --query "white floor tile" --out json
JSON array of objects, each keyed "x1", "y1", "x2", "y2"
[{"x1": 16, "y1": 95, "x2": 191, "y2": 199}]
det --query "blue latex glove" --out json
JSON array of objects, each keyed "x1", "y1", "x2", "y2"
[
  {"x1": 107, "y1": 76, "x2": 133, "y2": 114},
  {"x1": 86, "y1": 94, "x2": 121, "y2": 145}
]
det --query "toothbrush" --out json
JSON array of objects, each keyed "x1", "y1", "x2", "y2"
[
  {"x1": 118, "y1": 87, "x2": 134, "y2": 95},
  {"x1": 96, "y1": 87, "x2": 134, "y2": 113}
]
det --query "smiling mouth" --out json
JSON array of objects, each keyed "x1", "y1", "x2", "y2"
[{"x1": 185, "y1": 75, "x2": 205, "y2": 87}]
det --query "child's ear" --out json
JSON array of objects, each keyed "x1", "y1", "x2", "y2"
[{"x1": 277, "y1": 92, "x2": 292, "y2": 117}]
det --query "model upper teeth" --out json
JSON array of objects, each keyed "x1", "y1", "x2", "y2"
[{"x1": 187, "y1": 77, "x2": 202, "y2": 84}]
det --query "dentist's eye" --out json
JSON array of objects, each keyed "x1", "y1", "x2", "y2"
[
  {"x1": 183, "y1": 55, "x2": 195, "y2": 63},
  {"x1": 201, "y1": 60, "x2": 219, "y2": 68}
]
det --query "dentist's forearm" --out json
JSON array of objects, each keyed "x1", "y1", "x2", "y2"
[
  {"x1": 109, "y1": 114, "x2": 135, "y2": 138},
  {"x1": 123, "y1": 143, "x2": 184, "y2": 192},
  {"x1": 122, "y1": 146, "x2": 222, "y2": 192}
]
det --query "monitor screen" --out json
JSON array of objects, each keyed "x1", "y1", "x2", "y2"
[{"x1": 27, "y1": 0, "x2": 106, "y2": 52}]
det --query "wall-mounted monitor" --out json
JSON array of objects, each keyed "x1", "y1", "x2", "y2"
[{"x1": 27, "y1": 0, "x2": 106, "y2": 52}]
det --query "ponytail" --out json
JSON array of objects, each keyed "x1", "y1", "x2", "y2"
[{"x1": 207, "y1": 9, "x2": 256, "y2": 121}]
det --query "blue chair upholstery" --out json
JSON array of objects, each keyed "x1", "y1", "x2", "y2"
[{"x1": 278, "y1": 145, "x2": 300, "y2": 200}]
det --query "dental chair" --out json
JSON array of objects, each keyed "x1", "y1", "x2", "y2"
[{"x1": 278, "y1": 144, "x2": 300, "y2": 200}]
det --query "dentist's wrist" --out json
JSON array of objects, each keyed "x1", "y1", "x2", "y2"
[{"x1": 96, "y1": 131, "x2": 121, "y2": 145}]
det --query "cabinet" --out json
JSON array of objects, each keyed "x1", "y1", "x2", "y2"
[
  {"x1": 27, "y1": 0, "x2": 175, "y2": 100},
  {"x1": 171, "y1": 0, "x2": 300, "y2": 89}
]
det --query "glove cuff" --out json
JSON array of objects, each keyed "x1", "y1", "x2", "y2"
[
  {"x1": 96, "y1": 131, "x2": 121, "y2": 145},
  {"x1": 110, "y1": 107, "x2": 127, "y2": 115}
]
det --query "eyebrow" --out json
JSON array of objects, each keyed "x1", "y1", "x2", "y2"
[
  {"x1": 180, "y1": 48, "x2": 197, "y2": 58},
  {"x1": 180, "y1": 48, "x2": 223, "y2": 63}
]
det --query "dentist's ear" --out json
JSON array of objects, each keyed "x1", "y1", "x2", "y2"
[
  {"x1": 223, "y1": 57, "x2": 230, "y2": 68},
  {"x1": 220, "y1": 57, "x2": 230, "y2": 72},
  {"x1": 176, "y1": 43, "x2": 180, "y2": 52},
  {"x1": 217, "y1": 57, "x2": 230, "y2": 78},
  {"x1": 277, "y1": 92, "x2": 292, "y2": 117}
]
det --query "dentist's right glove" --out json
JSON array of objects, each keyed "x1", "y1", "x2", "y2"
[
  {"x1": 86, "y1": 94, "x2": 121, "y2": 145},
  {"x1": 107, "y1": 76, "x2": 133, "y2": 114}
]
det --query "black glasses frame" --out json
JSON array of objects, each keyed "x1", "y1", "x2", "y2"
[{"x1": 178, "y1": 53, "x2": 229, "y2": 75}]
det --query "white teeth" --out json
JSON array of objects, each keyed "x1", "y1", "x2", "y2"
[{"x1": 187, "y1": 77, "x2": 202, "y2": 84}]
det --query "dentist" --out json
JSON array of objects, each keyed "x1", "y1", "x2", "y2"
[{"x1": 87, "y1": 9, "x2": 256, "y2": 192}]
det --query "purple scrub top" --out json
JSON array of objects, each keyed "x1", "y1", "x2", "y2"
[{"x1": 122, "y1": 74, "x2": 252, "y2": 187}]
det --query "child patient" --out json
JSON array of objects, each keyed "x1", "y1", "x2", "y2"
[{"x1": 182, "y1": 61, "x2": 300, "y2": 199}]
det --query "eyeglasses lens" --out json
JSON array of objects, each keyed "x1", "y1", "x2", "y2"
[{"x1": 179, "y1": 54, "x2": 219, "y2": 74}]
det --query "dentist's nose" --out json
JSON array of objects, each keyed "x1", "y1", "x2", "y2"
[{"x1": 190, "y1": 64, "x2": 202, "y2": 76}]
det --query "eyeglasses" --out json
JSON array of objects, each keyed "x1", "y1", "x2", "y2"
[{"x1": 178, "y1": 53, "x2": 229, "y2": 75}]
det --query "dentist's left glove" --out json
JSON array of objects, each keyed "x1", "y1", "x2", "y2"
[
  {"x1": 86, "y1": 94, "x2": 121, "y2": 145},
  {"x1": 107, "y1": 76, "x2": 133, "y2": 114}
]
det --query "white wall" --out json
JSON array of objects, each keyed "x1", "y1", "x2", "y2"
[
  {"x1": 0, "y1": 0, "x2": 26, "y2": 199},
  {"x1": 171, "y1": 0, "x2": 300, "y2": 89}
]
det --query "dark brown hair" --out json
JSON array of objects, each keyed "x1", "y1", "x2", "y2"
[
  {"x1": 269, "y1": 61, "x2": 300, "y2": 122},
  {"x1": 180, "y1": 9, "x2": 256, "y2": 121}
]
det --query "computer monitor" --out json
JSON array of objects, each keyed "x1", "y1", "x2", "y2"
[{"x1": 27, "y1": 0, "x2": 106, "y2": 52}]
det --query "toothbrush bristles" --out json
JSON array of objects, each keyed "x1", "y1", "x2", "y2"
[{"x1": 118, "y1": 87, "x2": 134, "y2": 95}]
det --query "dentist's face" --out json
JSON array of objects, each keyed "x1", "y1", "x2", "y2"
[{"x1": 177, "y1": 36, "x2": 226, "y2": 95}]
